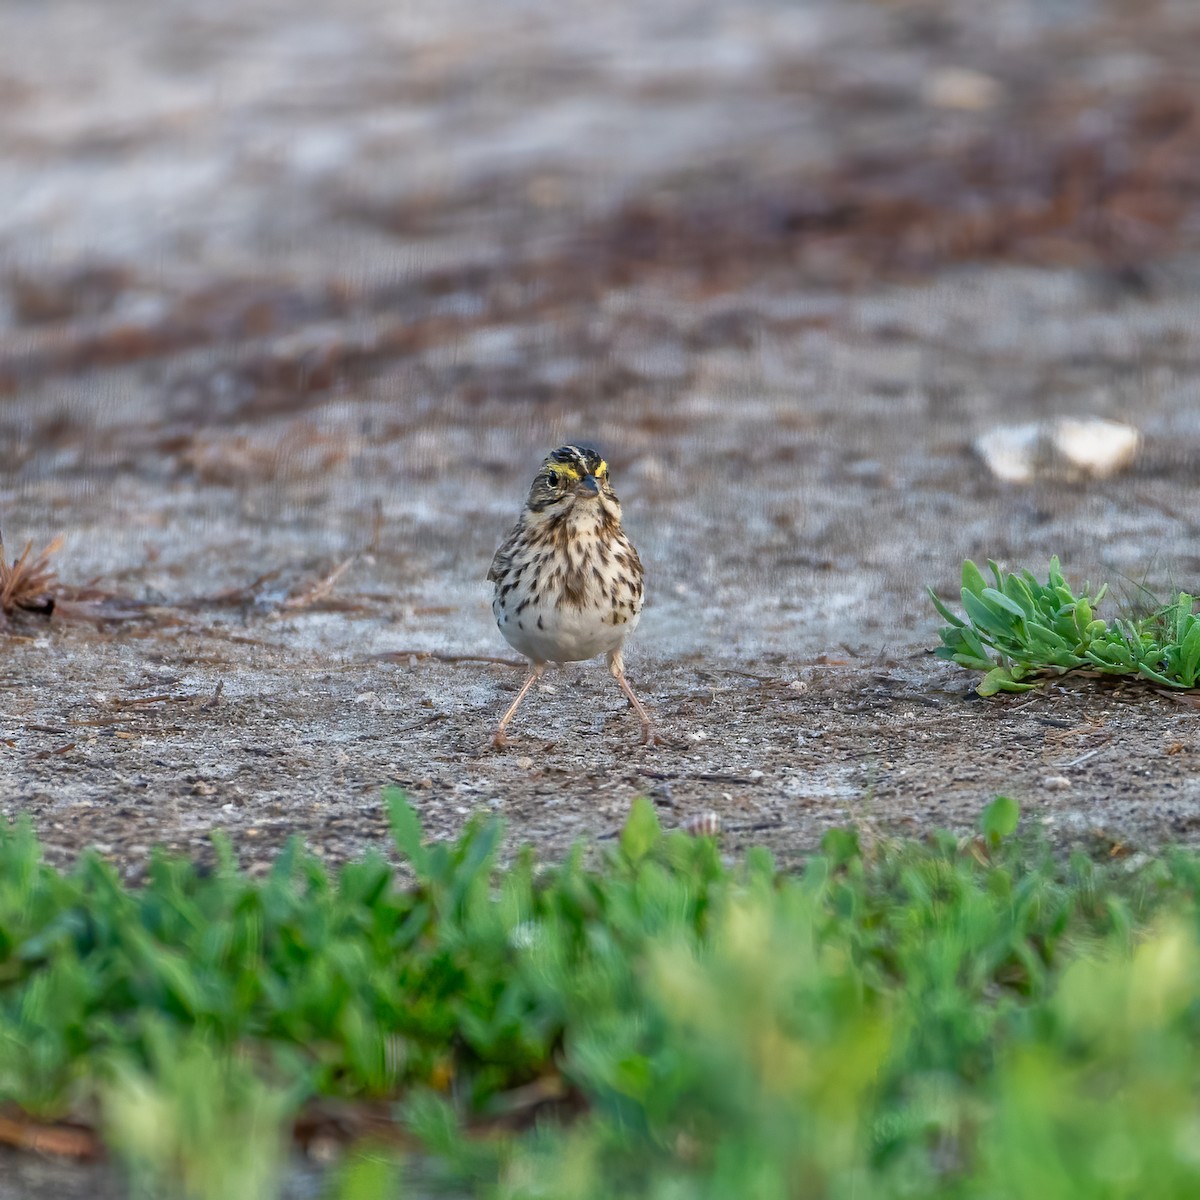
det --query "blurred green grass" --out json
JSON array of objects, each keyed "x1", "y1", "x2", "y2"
[{"x1": 3, "y1": 791, "x2": 1200, "y2": 1199}]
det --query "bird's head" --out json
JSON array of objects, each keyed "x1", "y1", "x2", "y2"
[{"x1": 525, "y1": 445, "x2": 620, "y2": 517}]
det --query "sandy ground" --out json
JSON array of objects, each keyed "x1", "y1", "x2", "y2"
[
  {"x1": 4, "y1": 0, "x2": 1200, "y2": 1194},
  {"x1": 2, "y1": 0, "x2": 1200, "y2": 887}
]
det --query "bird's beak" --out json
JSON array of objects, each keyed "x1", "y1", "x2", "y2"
[{"x1": 576, "y1": 474, "x2": 600, "y2": 497}]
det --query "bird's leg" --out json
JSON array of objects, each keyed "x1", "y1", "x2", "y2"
[
  {"x1": 607, "y1": 649, "x2": 660, "y2": 745},
  {"x1": 492, "y1": 662, "x2": 545, "y2": 748}
]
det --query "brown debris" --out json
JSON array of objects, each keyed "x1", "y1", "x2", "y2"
[
  {"x1": 0, "y1": 1109, "x2": 102, "y2": 1161},
  {"x1": 179, "y1": 422, "x2": 349, "y2": 486},
  {"x1": 2, "y1": 86, "x2": 1194, "y2": 411},
  {"x1": 0, "y1": 279, "x2": 351, "y2": 394},
  {"x1": 293, "y1": 1071, "x2": 579, "y2": 1157},
  {"x1": 0, "y1": 534, "x2": 63, "y2": 624},
  {"x1": 50, "y1": 595, "x2": 154, "y2": 625},
  {"x1": 375, "y1": 649, "x2": 526, "y2": 668},
  {"x1": 281, "y1": 557, "x2": 358, "y2": 612},
  {"x1": 0, "y1": 1073, "x2": 577, "y2": 1167},
  {"x1": 7, "y1": 262, "x2": 133, "y2": 326},
  {"x1": 0, "y1": 533, "x2": 153, "y2": 630},
  {"x1": 778, "y1": 88, "x2": 1200, "y2": 277},
  {"x1": 554, "y1": 87, "x2": 1200, "y2": 289}
]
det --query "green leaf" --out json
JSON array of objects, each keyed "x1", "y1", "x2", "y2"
[
  {"x1": 928, "y1": 587, "x2": 967, "y2": 628},
  {"x1": 978, "y1": 667, "x2": 1037, "y2": 696},
  {"x1": 961, "y1": 560, "x2": 988, "y2": 598},
  {"x1": 1022, "y1": 621, "x2": 1075, "y2": 655},
  {"x1": 953, "y1": 650, "x2": 996, "y2": 671},
  {"x1": 1181, "y1": 620, "x2": 1200, "y2": 685},
  {"x1": 386, "y1": 789, "x2": 431, "y2": 876},
  {"x1": 1047, "y1": 555, "x2": 1066, "y2": 591},
  {"x1": 958, "y1": 628, "x2": 993, "y2": 663},
  {"x1": 620, "y1": 797, "x2": 661, "y2": 864},
  {"x1": 981, "y1": 587, "x2": 1028, "y2": 620},
  {"x1": 981, "y1": 795, "x2": 1020, "y2": 844},
  {"x1": 332, "y1": 1154, "x2": 402, "y2": 1200},
  {"x1": 1002, "y1": 572, "x2": 1039, "y2": 616},
  {"x1": 819, "y1": 827, "x2": 861, "y2": 864},
  {"x1": 1073, "y1": 598, "x2": 1093, "y2": 638},
  {"x1": 1086, "y1": 642, "x2": 1132, "y2": 670},
  {"x1": 962, "y1": 590, "x2": 1019, "y2": 641},
  {"x1": 1175, "y1": 594, "x2": 1194, "y2": 644},
  {"x1": 1136, "y1": 661, "x2": 1181, "y2": 687}
]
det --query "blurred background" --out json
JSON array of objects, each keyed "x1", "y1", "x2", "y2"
[{"x1": 3, "y1": 0, "x2": 1200, "y2": 865}]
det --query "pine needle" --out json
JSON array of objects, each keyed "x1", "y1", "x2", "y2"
[{"x1": 0, "y1": 533, "x2": 63, "y2": 620}]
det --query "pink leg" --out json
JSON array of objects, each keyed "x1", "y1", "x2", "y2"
[
  {"x1": 492, "y1": 663, "x2": 545, "y2": 748},
  {"x1": 607, "y1": 649, "x2": 659, "y2": 745}
]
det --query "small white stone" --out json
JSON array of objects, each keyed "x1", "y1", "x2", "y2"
[
  {"x1": 1043, "y1": 775, "x2": 1072, "y2": 791},
  {"x1": 1054, "y1": 417, "x2": 1141, "y2": 476},
  {"x1": 923, "y1": 67, "x2": 1002, "y2": 111},
  {"x1": 974, "y1": 417, "x2": 1140, "y2": 483}
]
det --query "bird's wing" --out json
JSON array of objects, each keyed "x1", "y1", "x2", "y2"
[
  {"x1": 625, "y1": 540, "x2": 645, "y2": 592},
  {"x1": 487, "y1": 522, "x2": 523, "y2": 583}
]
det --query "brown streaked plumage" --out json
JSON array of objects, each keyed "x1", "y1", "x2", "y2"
[{"x1": 487, "y1": 444, "x2": 657, "y2": 747}]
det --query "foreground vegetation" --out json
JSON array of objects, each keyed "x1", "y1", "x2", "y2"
[{"x1": 3, "y1": 792, "x2": 1200, "y2": 1198}]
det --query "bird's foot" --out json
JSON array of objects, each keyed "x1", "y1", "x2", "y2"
[{"x1": 639, "y1": 720, "x2": 664, "y2": 747}]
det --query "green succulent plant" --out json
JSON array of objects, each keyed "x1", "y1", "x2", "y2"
[{"x1": 931, "y1": 557, "x2": 1200, "y2": 695}]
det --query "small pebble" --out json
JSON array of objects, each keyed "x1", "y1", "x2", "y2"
[
  {"x1": 922, "y1": 66, "x2": 1002, "y2": 111},
  {"x1": 307, "y1": 1137, "x2": 341, "y2": 1165},
  {"x1": 680, "y1": 812, "x2": 723, "y2": 837},
  {"x1": 1043, "y1": 774, "x2": 1072, "y2": 791}
]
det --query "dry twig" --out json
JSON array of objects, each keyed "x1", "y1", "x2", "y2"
[
  {"x1": 281, "y1": 556, "x2": 356, "y2": 611},
  {"x1": 374, "y1": 649, "x2": 525, "y2": 668},
  {"x1": 0, "y1": 1109, "x2": 101, "y2": 1160}
]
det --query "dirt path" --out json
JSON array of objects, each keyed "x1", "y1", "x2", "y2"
[{"x1": 3, "y1": 0, "x2": 1200, "y2": 877}]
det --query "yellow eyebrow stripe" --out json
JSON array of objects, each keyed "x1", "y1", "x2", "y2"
[{"x1": 545, "y1": 460, "x2": 582, "y2": 479}]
